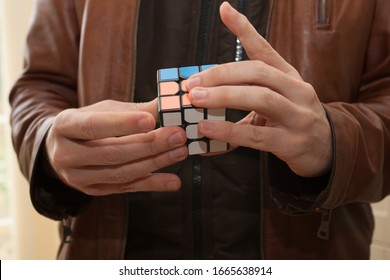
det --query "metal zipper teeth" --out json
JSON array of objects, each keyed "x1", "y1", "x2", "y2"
[
  {"x1": 192, "y1": 156, "x2": 203, "y2": 259},
  {"x1": 196, "y1": 0, "x2": 215, "y2": 65},
  {"x1": 235, "y1": 0, "x2": 248, "y2": 61},
  {"x1": 193, "y1": 0, "x2": 216, "y2": 260},
  {"x1": 235, "y1": 0, "x2": 268, "y2": 259}
]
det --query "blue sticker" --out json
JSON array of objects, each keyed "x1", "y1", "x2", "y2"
[
  {"x1": 179, "y1": 66, "x2": 200, "y2": 79},
  {"x1": 200, "y1": 64, "x2": 218, "y2": 71},
  {"x1": 158, "y1": 68, "x2": 179, "y2": 81}
]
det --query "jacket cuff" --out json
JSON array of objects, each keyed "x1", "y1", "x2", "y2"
[
  {"x1": 265, "y1": 153, "x2": 331, "y2": 214},
  {"x1": 30, "y1": 129, "x2": 92, "y2": 221},
  {"x1": 265, "y1": 106, "x2": 335, "y2": 214}
]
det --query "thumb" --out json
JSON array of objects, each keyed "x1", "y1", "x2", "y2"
[{"x1": 133, "y1": 98, "x2": 159, "y2": 121}]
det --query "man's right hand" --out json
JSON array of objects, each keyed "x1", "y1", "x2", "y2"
[{"x1": 45, "y1": 99, "x2": 188, "y2": 196}]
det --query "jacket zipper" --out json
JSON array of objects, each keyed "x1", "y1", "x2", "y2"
[
  {"x1": 233, "y1": 0, "x2": 274, "y2": 260},
  {"x1": 278, "y1": 108, "x2": 336, "y2": 243},
  {"x1": 193, "y1": 0, "x2": 216, "y2": 260},
  {"x1": 196, "y1": 0, "x2": 215, "y2": 65},
  {"x1": 283, "y1": 208, "x2": 333, "y2": 241},
  {"x1": 317, "y1": 0, "x2": 329, "y2": 27},
  {"x1": 235, "y1": 0, "x2": 269, "y2": 260},
  {"x1": 317, "y1": 209, "x2": 332, "y2": 240},
  {"x1": 193, "y1": 0, "x2": 277, "y2": 259},
  {"x1": 235, "y1": 0, "x2": 248, "y2": 61},
  {"x1": 61, "y1": 217, "x2": 73, "y2": 243},
  {"x1": 192, "y1": 156, "x2": 203, "y2": 259}
]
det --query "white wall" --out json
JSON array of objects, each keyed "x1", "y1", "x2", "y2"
[
  {"x1": 0, "y1": 0, "x2": 59, "y2": 259},
  {"x1": 371, "y1": 197, "x2": 390, "y2": 259}
]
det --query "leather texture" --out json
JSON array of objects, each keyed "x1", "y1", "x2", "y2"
[{"x1": 9, "y1": 0, "x2": 390, "y2": 259}]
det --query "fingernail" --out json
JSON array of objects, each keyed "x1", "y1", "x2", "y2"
[
  {"x1": 190, "y1": 88, "x2": 207, "y2": 100},
  {"x1": 199, "y1": 120, "x2": 215, "y2": 132},
  {"x1": 186, "y1": 76, "x2": 201, "y2": 89},
  {"x1": 138, "y1": 117, "x2": 154, "y2": 130},
  {"x1": 165, "y1": 181, "x2": 179, "y2": 190},
  {"x1": 223, "y1": 1, "x2": 236, "y2": 14},
  {"x1": 168, "y1": 132, "x2": 185, "y2": 147},
  {"x1": 169, "y1": 147, "x2": 187, "y2": 160}
]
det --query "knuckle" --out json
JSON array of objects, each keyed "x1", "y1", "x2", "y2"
[
  {"x1": 305, "y1": 83, "x2": 320, "y2": 103},
  {"x1": 208, "y1": 65, "x2": 219, "y2": 76},
  {"x1": 62, "y1": 170, "x2": 85, "y2": 189},
  {"x1": 102, "y1": 145, "x2": 123, "y2": 165},
  {"x1": 252, "y1": 61, "x2": 269, "y2": 79},
  {"x1": 207, "y1": 65, "x2": 223, "y2": 81},
  {"x1": 50, "y1": 148, "x2": 73, "y2": 173},
  {"x1": 50, "y1": 148, "x2": 66, "y2": 167},
  {"x1": 134, "y1": 102, "x2": 145, "y2": 112},
  {"x1": 144, "y1": 131, "x2": 160, "y2": 155},
  {"x1": 220, "y1": 86, "x2": 231, "y2": 104},
  {"x1": 260, "y1": 88, "x2": 277, "y2": 107},
  {"x1": 53, "y1": 109, "x2": 78, "y2": 135},
  {"x1": 122, "y1": 184, "x2": 137, "y2": 193},
  {"x1": 252, "y1": 60, "x2": 266, "y2": 70},
  {"x1": 109, "y1": 169, "x2": 129, "y2": 184},
  {"x1": 151, "y1": 156, "x2": 165, "y2": 171},
  {"x1": 51, "y1": 111, "x2": 68, "y2": 135},
  {"x1": 79, "y1": 115, "x2": 97, "y2": 139},
  {"x1": 246, "y1": 125, "x2": 264, "y2": 144}
]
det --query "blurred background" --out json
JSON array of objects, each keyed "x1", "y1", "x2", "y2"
[
  {"x1": 0, "y1": 0, "x2": 59, "y2": 259},
  {"x1": 0, "y1": 0, "x2": 389, "y2": 260}
]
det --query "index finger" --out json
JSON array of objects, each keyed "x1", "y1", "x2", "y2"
[
  {"x1": 219, "y1": 2, "x2": 301, "y2": 79},
  {"x1": 53, "y1": 109, "x2": 156, "y2": 140}
]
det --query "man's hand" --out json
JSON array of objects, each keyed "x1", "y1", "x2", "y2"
[
  {"x1": 187, "y1": 2, "x2": 332, "y2": 178},
  {"x1": 45, "y1": 99, "x2": 188, "y2": 196}
]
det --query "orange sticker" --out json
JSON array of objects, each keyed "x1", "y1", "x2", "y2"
[
  {"x1": 181, "y1": 93, "x2": 192, "y2": 106},
  {"x1": 160, "y1": 96, "x2": 181, "y2": 110},
  {"x1": 159, "y1": 82, "x2": 179, "y2": 95}
]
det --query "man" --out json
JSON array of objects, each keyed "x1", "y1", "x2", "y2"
[{"x1": 10, "y1": 0, "x2": 390, "y2": 259}]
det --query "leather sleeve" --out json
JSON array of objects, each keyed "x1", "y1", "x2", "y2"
[
  {"x1": 321, "y1": 0, "x2": 390, "y2": 207},
  {"x1": 9, "y1": 0, "x2": 91, "y2": 220},
  {"x1": 266, "y1": 0, "x2": 390, "y2": 213}
]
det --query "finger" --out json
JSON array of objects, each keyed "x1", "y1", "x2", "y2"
[
  {"x1": 79, "y1": 99, "x2": 159, "y2": 120},
  {"x1": 237, "y1": 111, "x2": 267, "y2": 127},
  {"x1": 188, "y1": 61, "x2": 306, "y2": 101},
  {"x1": 63, "y1": 146, "x2": 188, "y2": 187},
  {"x1": 79, "y1": 173, "x2": 182, "y2": 196},
  {"x1": 189, "y1": 85, "x2": 297, "y2": 123},
  {"x1": 134, "y1": 99, "x2": 160, "y2": 120},
  {"x1": 53, "y1": 109, "x2": 156, "y2": 140},
  {"x1": 60, "y1": 126, "x2": 187, "y2": 167},
  {"x1": 219, "y1": 1, "x2": 300, "y2": 78},
  {"x1": 198, "y1": 120, "x2": 286, "y2": 153}
]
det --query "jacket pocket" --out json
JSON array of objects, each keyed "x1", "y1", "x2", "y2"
[{"x1": 315, "y1": 0, "x2": 331, "y2": 29}]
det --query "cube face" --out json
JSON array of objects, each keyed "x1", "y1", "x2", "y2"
[{"x1": 157, "y1": 65, "x2": 228, "y2": 155}]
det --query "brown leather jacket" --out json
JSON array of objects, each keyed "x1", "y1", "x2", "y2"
[{"x1": 10, "y1": 0, "x2": 390, "y2": 259}]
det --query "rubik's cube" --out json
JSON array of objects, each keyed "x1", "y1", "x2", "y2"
[{"x1": 157, "y1": 65, "x2": 228, "y2": 155}]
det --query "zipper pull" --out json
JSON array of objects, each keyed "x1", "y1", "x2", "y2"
[
  {"x1": 317, "y1": 209, "x2": 332, "y2": 240},
  {"x1": 62, "y1": 217, "x2": 73, "y2": 243}
]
